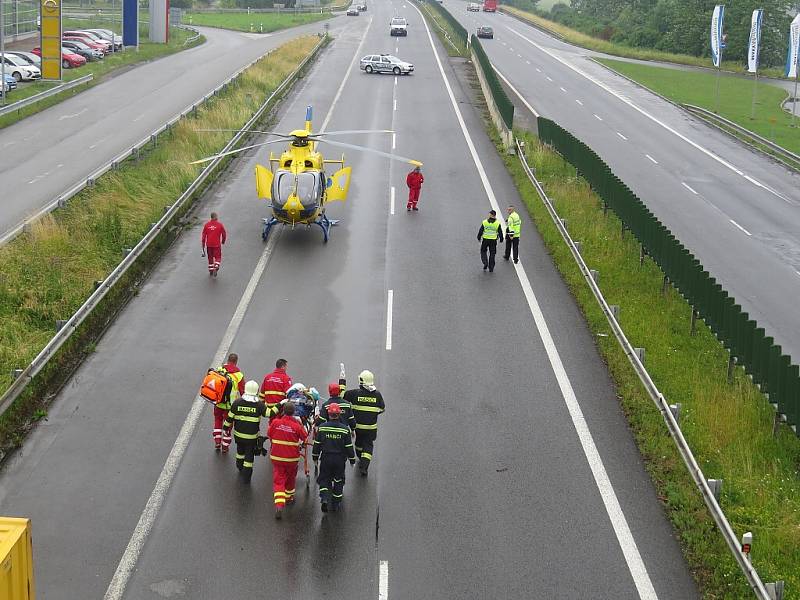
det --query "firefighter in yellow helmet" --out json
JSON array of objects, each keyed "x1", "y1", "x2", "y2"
[{"x1": 342, "y1": 370, "x2": 385, "y2": 476}]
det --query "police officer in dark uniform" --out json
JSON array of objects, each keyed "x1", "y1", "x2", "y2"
[
  {"x1": 223, "y1": 380, "x2": 272, "y2": 484},
  {"x1": 343, "y1": 370, "x2": 385, "y2": 476},
  {"x1": 477, "y1": 209, "x2": 504, "y2": 272},
  {"x1": 312, "y1": 403, "x2": 356, "y2": 512}
]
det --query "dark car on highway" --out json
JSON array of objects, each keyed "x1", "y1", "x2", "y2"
[{"x1": 477, "y1": 26, "x2": 493, "y2": 39}]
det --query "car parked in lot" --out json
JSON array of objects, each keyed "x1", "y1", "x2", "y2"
[
  {"x1": 467, "y1": 3, "x2": 481, "y2": 10},
  {"x1": 62, "y1": 40, "x2": 104, "y2": 62},
  {"x1": 477, "y1": 25, "x2": 493, "y2": 39},
  {"x1": 2, "y1": 73, "x2": 18, "y2": 93},
  {"x1": 32, "y1": 46, "x2": 87, "y2": 69},
  {"x1": 84, "y1": 28, "x2": 122, "y2": 50},
  {"x1": 64, "y1": 36, "x2": 108, "y2": 56},
  {"x1": 63, "y1": 30, "x2": 111, "y2": 53},
  {"x1": 0, "y1": 53, "x2": 41, "y2": 81},
  {"x1": 6, "y1": 51, "x2": 41, "y2": 68},
  {"x1": 360, "y1": 53, "x2": 414, "y2": 75},
  {"x1": 347, "y1": 7, "x2": 359, "y2": 15},
  {"x1": 390, "y1": 16, "x2": 408, "y2": 36}
]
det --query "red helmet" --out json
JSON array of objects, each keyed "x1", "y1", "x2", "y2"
[
  {"x1": 327, "y1": 402, "x2": 342, "y2": 417},
  {"x1": 328, "y1": 382, "x2": 340, "y2": 397}
]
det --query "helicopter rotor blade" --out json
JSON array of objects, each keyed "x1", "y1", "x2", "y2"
[
  {"x1": 309, "y1": 129, "x2": 395, "y2": 137},
  {"x1": 188, "y1": 139, "x2": 286, "y2": 165},
  {"x1": 195, "y1": 128, "x2": 293, "y2": 138},
  {"x1": 310, "y1": 138, "x2": 422, "y2": 166}
]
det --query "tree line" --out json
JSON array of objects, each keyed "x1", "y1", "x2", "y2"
[{"x1": 511, "y1": 0, "x2": 796, "y2": 67}]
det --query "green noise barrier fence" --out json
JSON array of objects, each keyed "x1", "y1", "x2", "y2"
[
  {"x1": 424, "y1": 0, "x2": 468, "y2": 47},
  {"x1": 537, "y1": 117, "x2": 800, "y2": 435},
  {"x1": 470, "y1": 34, "x2": 514, "y2": 130}
]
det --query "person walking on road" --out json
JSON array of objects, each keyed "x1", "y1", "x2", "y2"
[
  {"x1": 504, "y1": 205, "x2": 521, "y2": 264},
  {"x1": 477, "y1": 210, "x2": 504, "y2": 272},
  {"x1": 406, "y1": 166, "x2": 424, "y2": 211},
  {"x1": 260, "y1": 358, "x2": 293, "y2": 417},
  {"x1": 223, "y1": 380, "x2": 269, "y2": 484},
  {"x1": 212, "y1": 353, "x2": 245, "y2": 453},
  {"x1": 313, "y1": 402, "x2": 356, "y2": 513},
  {"x1": 267, "y1": 402, "x2": 308, "y2": 519},
  {"x1": 201, "y1": 212, "x2": 226, "y2": 277},
  {"x1": 343, "y1": 370, "x2": 385, "y2": 476}
]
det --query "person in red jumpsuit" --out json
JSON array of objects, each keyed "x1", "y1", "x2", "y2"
[
  {"x1": 406, "y1": 166, "x2": 424, "y2": 211},
  {"x1": 201, "y1": 212, "x2": 227, "y2": 276},
  {"x1": 267, "y1": 402, "x2": 308, "y2": 519},
  {"x1": 260, "y1": 358, "x2": 292, "y2": 416}
]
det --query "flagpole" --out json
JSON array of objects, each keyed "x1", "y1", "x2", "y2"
[
  {"x1": 793, "y1": 54, "x2": 799, "y2": 127},
  {"x1": 715, "y1": 46, "x2": 723, "y2": 114}
]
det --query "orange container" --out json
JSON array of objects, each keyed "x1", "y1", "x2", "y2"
[{"x1": 0, "y1": 518, "x2": 35, "y2": 600}]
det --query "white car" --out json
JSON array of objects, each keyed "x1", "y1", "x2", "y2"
[
  {"x1": 0, "y1": 53, "x2": 41, "y2": 82},
  {"x1": 360, "y1": 53, "x2": 414, "y2": 75},
  {"x1": 467, "y1": 3, "x2": 480, "y2": 10},
  {"x1": 390, "y1": 16, "x2": 408, "y2": 36}
]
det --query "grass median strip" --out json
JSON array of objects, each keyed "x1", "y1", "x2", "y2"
[
  {"x1": 0, "y1": 25, "x2": 203, "y2": 130},
  {"x1": 596, "y1": 58, "x2": 799, "y2": 157},
  {"x1": 183, "y1": 11, "x2": 330, "y2": 33},
  {"x1": 499, "y1": 129, "x2": 800, "y2": 597},
  {"x1": 0, "y1": 35, "x2": 321, "y2": 455}
]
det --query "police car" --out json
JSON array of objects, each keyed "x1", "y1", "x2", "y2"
[{"x1": 360, "y1": 54, "x2": 414, "y2": 75}]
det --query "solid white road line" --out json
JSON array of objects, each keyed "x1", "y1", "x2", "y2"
[
  {"x1": 575, "y1": 99, "x2": 583, "y2": 106},
  {"x1": 394, "y1": 76, "x2": 398, "y2": 86},
  {"x1": 645, "y1": 154, "x2": 658, "y2": 164},
  {"x1": 505, "y1": 25, "x2": 791, "y2": 203},
  {"x1": 493, "y1": 66, "x2": 540, "y2": 118},
  {"x1": 379, "y1": 560, "x2": 389, "y2": 599},
  {"x1": 681, "y1": 182, "x2": 698, "y2": 195},
  {"x1": 616, "y1": 132, "x2": 627, "y2": 140},
  {"x1": 385, "y1": 290, "x2": 393, "y2": 350},
  {"x1": 393, "y1": 99, "x2": 397, "y2": 111},
  {"x1": 392, "y1": 133, "x2": 396, "y2": 149},
  {"x1": 320, "y1": 17, "x2": 373, "y2": 133},
  {"x1": 729, "y1": 219, "x2": 752, "y2": 236},
  {"x1": 414, "y1": 5, "x2": 658, "y2": 598},
  {"x1": 104, "y1": 232, "x2": 281, "y2": 600},
  {"x1": 390, "y1": 186, "x2": 395, "y2": 215}
]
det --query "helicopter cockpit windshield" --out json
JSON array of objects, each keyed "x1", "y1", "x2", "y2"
[{"x1": 272, "y1": 170, "x2": 323, "y2": 217}]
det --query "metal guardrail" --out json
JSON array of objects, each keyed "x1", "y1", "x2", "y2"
[
  {"x1": 0, "y1": 39, "x2": 292, "y2": 249},
  {"x1": 515, "y1": 137, "x2": 779, "y2": 600},
  {"x1": 0, "y1": 75, "x2": 93, "y2": 118},
  {"x1": 683, "y1": 103, "x2": 800, "y2": 172},
  {"x1": 174, "y1": 23, "x2": 202, "y2": 46},
  {"x1": 0, "y1": 34, "x2": 328, "y2": 419},
  {"x1": 416, "y1": 0, "x2": 460, "y2": 52}
]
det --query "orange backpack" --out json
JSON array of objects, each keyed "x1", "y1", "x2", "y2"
[{"x1": 200, "y1": 369, "x2": 232, "y2": 404}]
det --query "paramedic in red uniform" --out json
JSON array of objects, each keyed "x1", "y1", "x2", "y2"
[
  {"x1": 406, "y1": 166, "x2": 424, "y2": 211},
  {"x1": 260, "y1": 358, "x2": 293, "y2": 416},
  {"x1": 267, "y1": 402, "x2": 308, "y2": 519},
  {"x1": 201, "y1": 212, "x2": 227, "y2": 276}
]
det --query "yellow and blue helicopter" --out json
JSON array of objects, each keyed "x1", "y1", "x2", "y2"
[{"x1": 192, "y1": 106, "x2": 422, "y2": 243}]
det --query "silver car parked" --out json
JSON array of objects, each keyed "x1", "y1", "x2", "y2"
[{"x1": 360, "y1": 54, "x2": 414, "y2": 75}]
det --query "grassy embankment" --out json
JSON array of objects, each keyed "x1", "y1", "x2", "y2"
[
  {"x1": 596, "y1": 58, "x2": 800, "y2": 156},
  {"x1": 501, "y1": 5, "x2": 787, "y2": 78},
  {"x1": 418, "y1": 0, "x2": 468, "y2": 57},
  {"x1": 0, "y1": 23, "x2": 202, "y2": 130},
  {"x1": 183, "y1": 11, "x2": 329, "y2": 33},
  {"x1": 502, "y1": 131, "x2": 800, "y2": 597},
  {"x1": 0, "y1": 35, "x2": 321, "y2": 455}
]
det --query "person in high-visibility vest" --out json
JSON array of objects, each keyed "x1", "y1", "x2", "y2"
[
  {"x1": 503, "y1": 205, "x2": 521, "y2": 264},
  {"x1": 477, "y1": 210, "x2": 504, "y2": 272}
]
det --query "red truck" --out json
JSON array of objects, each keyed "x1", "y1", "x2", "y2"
[{"x1": 483, "y1": 0, "x2": 497, "y2": 11}]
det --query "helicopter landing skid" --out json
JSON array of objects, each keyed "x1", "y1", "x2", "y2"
[
  {"x1": 262, "y1": 217, "x2": 279, "y2": 242},
  {"x1": 314, "y1": 214, "x2": 340, "y2": 244}
]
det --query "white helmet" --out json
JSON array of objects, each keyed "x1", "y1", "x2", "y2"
[
  {"x1": 244, "y1": 380, "x2": 259, "y2": 396},
  {"x1": 359, "y1": 370, "x2": 374, "y2": 387}
]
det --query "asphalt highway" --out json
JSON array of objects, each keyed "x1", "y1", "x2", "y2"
[
  {"x1": 0, "y1": 18, "x2": 337, "y2": 242},
  {"x1": 447, "y1": 0, "x2": 800, "y2": 364},
  {"x1": 0, "y1": 3, "x2": 697, "y2": 598}
]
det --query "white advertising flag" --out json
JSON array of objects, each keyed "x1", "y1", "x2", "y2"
[
  {"x1": 747, "y1": 9, "x2": 764, "y2": 73},
  {"x1": 786, "y1": 14, "x2": 800, "y2": 78},
  {"x1": 711, "y1": 5, "x2": 725, "y2": 68}
]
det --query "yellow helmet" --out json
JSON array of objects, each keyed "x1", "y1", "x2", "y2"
[
  {"x1": 358, "y1": 370, "x2": 374, "y2": 387},
  {"x1": 244, "y1": 380, "x2": 260, "y2": 396}
]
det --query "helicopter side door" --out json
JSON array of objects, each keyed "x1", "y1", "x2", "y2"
[
  {"x1": 255, "y1": 165, "x2": 274, "y2": 200},
  {"x1": 325, "y1": 167, "x2": 352, "y2": 202}
]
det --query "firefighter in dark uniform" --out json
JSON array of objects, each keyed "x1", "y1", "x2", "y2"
[
  {"x1": 312, "y1": 403, "x2": 356, "y2": 512},
  {"x1": 316, "y1": 382, "x2": 357, "y2": 431},
  {"x1": 223, "y1": 380, "x2": 273, "y2": 484},
  {"x1": 343, "y1": 370, "x2": 385, "y2": 476}
]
